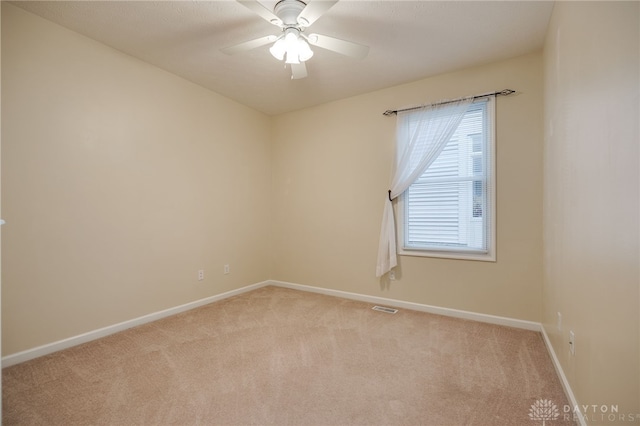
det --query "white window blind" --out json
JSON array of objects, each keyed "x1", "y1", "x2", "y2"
[{"x1": 401, "y1": 98, "x2": 495, "y2": 259}]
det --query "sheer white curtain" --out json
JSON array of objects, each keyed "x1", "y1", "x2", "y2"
[{"x1": 376, "y1": 97, "x2": 473, "y2": 277}]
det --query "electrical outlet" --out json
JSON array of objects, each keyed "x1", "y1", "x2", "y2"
[
  {"x1": 569, "y1": 330, "x2": 575, "y2": 355},
  {"x1": 389, "y1": 270, "x2": 396, "y2": 280},
  {"x1": 198, "y1": 270, "x2": 204, "y2": 281},
  {"x1": 224, "y1": 264, "x2": 230, "y2": 275},
  {"x1": 557, "y1": 312, "x2": 562, "y2": 331}
]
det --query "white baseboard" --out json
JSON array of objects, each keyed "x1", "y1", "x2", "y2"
[
  {"x1": 268, "y1": 279, "x2": 541, "y2": 331},
  {"x1": 540, "y1": 325, "x2": 586, "y2": 426},
  {"x1": 1, "y1": 280, "x2": 271, "y2": 368}
]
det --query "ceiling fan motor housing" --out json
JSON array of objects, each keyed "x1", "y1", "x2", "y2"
[{"x1": 274, "y1": 0, "x2": 307, "y2": 26}]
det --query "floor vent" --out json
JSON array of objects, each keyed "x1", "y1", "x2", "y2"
[{"x1": 372, "y1": 305, "x2": 398, "y2": 314}]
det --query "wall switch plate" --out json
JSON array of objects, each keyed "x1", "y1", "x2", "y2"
[
  {"x1": 198, "y1": 270, "x2": 204, "y2": 281},
  {"x1": 224, "y1": 264, "x2": 230, "y2": 275},
  {"x1": 569, "y1": 330, "x2": 575, "y2": 355}
]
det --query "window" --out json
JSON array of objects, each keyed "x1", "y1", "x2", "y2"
[{"x1": 399, "y1": 97, "x2": 495, "y2": 261}]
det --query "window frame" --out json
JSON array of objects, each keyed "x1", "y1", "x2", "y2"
[{"x1": 397, "y1": 97, "x2": 496, "y2": 262}]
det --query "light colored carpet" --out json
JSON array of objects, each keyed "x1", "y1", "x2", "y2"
[{"x1": 3, "y1": 286, "x2": 573, "y2": 425}]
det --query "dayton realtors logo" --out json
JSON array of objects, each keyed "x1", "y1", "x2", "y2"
[
  {"x1": 529, "y1": 399, "x2": 560, "y2": 425},
  {"x1": 564, "y1": 404, "x2": 640, "y2": 423},
  {"x1": 529, "y1": 400, "x2": 640, "y2": 424}
]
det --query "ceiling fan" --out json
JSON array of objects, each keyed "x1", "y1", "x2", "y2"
[{"x1": 221, "y1": 0, "x2": 369, "y2": 79}]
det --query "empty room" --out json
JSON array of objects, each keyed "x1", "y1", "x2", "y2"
[{"x1": 1, "y1": 1, "x2": 638, "y2": 425}]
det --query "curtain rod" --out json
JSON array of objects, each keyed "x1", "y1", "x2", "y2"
[{"x1": 382, "y1": 89, "x2": 516, "y2": 116}]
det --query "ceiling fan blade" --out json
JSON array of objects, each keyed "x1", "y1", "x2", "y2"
[
  {"x1": 307, "y1": 33, "x2": 369, "y2": 59},
  {"x1": 237, "y1": 0, "x2": 282, "y2": 26},
  {"x1": 290, "y1": 62, "x2": 308, "y2": 79},
  {"x1": 221, "y1": 35, "x2": 278, "y2": 55},
  {"x1": 297, "y1": 0, "x2": 338, "y2": 27}
]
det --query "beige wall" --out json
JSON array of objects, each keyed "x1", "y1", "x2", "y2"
[
  {"x1": 272, "y1": 53, "x2": 544, "y2": 322},
  {"x1": 1, "y1": 4, "x2": 272, "y2": 355},
  {"x1": 542, "y1": 1, "x2": 639, "y2": 417}
]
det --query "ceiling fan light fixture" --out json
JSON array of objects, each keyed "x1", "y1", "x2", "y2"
[
  {"x1": 284, "y1": 30, "x2": 298, "y2": 45},
  {"x1": 297, "y1": 38, "x2": 314, "y2": 61},
  {"x1": 285, "y1": 50, "x2": 300, "y2": 64},
  {"x1": 271, "y1": 28, "x2": 313, "y2": 64},
  {"x1": 269, "y1": 38, "x2": 286, "y2": 60},
  {"x1": 283, "y1": 31, "x2": 300, "y2": 63}
]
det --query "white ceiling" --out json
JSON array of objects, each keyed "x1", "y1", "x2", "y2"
[{"x1": 11, "y1": 1, "x2": 554, "y2": 115}]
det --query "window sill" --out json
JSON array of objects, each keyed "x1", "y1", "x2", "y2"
[{"x1": 399, "y1": 247, "x2": 496, "y2": 262}]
